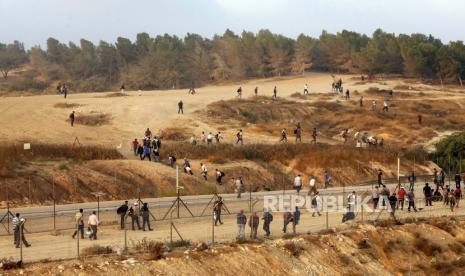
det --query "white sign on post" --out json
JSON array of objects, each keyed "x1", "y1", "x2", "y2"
[{"x1": 23, "y1": 143, "x2": 31, "y2": 150}]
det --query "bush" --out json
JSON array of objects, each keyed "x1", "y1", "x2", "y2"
[
  {"x1": 81, "y1": 245, "x2": 114, "y2": 256},
  {"x1": 0, "y1": 258, "x2": 21, "y2": 270},
  {"x1": 69, "y1": 113, "x2": 111, "y2": 126},
  {"x1": 283, "y1": 241, "x2": 304, "y2": 257},
  {"x1": 169, "y1": 239, "x2": 192, "y2": 249},
  {"x1": 54, "y1": 102, "x2": 82, "y2": 108},
  {"x1": 1, "y1": 77, "x2": 49, "y2": 92}
]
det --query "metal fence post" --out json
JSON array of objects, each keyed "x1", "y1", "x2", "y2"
[
  {"x1": 212, "y1": 209, "x2": 215, "y2": 244},
  {"x1": 124, "y1": 228, "x2": 128, "y2": 253},
  {"x1": 19, "y1": 223, "x2": 23, "y2": 264},
  {"x1": 325, "y1": 209, "x2": 329, "y2": 229},
  {"x1": 76, "y1": 223, "x2": 80, "y2": 259},
  {"x1": 361, "y1": 204, "x2": 364, "y2": 223}
]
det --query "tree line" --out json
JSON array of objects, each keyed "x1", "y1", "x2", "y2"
[{"x1": 1, "y1": 28, "x2": 465, "y2": 92}]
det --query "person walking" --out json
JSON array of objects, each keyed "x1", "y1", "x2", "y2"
[
  {"x1": 129, "y1": 203, "x2": 141, "y2": 230},
  {"x1": 254, "y1": 86, "x2": 258, "y2": 96},
  {"x1": 292, "y1": 207, "x2": 301, "y2": 234},
  {"x1": 262, "y1": 209, "x2": 273, "y2": 237},
  {"x1": 13, "y1": 213, "x2": 31, "y2": 248},
  {"x1": 423, "y1": 183, "x2": 433, "y2": 206},
  {"x1": 359, "y1": 96, "x2": 363, "y2": 107},
  {"x1": 293, "y1": 174, "x2": 303, "y2": 194},
  {"x1": 214, "y1": 131, "x2": 222, "y2": 143},
  {"x1": 282, "y1": 209, "x2": 293, "y2": 234},
  {"x1": 132, "y1": 139, "x2": 139, "y2": 156},
  {"x1": 454, "y1": 187, "x2": 462, "y2": 207},
  {"x1": 153, "y1": 148, "x2": 160, "y2": 162},
  {"x1": 213, "y1": 196, "x2": 224, "y2": 226},
  {"x1": 117, "y1": 201, "x2": 129, "y2": 229},
  {"x1": 236, "y1": 210, "x2": 247, "y2": 239},
  {"x1": 455, "y1": 173, "x2": 461, "y2": 189},
  {"x1": 308, "y1": 176, "x2": 317, "y2": 195},
  {"x1": 418, "y1": 114, "x2": 422, "y2": 125},
  {"x1": 63, "y1": 84, "x2": 68, "y2": 99},
  {"x1": 449, "y1": 192, "x2": 457, "y2": 212},
  {"x1": 397, "y1": 186, "x2": 406, "y2": 210},
  {"x1": 141, "y1": 203, "x2": 153, "y2": 231},
  {"x1": 272, "y1": 86, "x2": 277, "y2": 99},
  {"x1": 88, "y1": 211, "x2": 99, "y2": 240},
  {"x1": 235, "y1": 177, "x2": 244, "y2": 198},
  {"x1": 137, "y1": 144, "x2": 144, "y2": 160},
  {"x1": 142, "y1": 144, "x2": 151, "y2": 161},
  {"x1": 236, "y1": 129, "x2": 244, "y2": 145},
  {"x1": 236, "y1": 86, "x2": 242, "y2": 98},
  {"x1": 69, "y1": 111, "x2": 75, "y2": 127},
  {"x1": 190, "y1": 134, "x2": 197, "y2": 145},
  {"x1": 311, "y1": 127, "x2": 317, "y2": 144},
  {"x1": 311, "y1": 192, "x2": 322, "y2": 216},
  {"x1": 377, "y1": 169, "x2": 383, "y2": 185},
  {"x1": 201, "y1": 163, "x2": 208, "y2": 180},
  {"x1": 207, "y1": 132, "x2": 213, "y2": 144},
  {"x1": 294, "y1": 123, "x2": 302, "y2": 143},
  {"x1": 304, "y1": 84, "x2": 309, "y2": 95},
  {"x1": 216, "y1": 169, "x2": 225, "y2": 185},
  {"x1": 372, "y1": 186, "x2": 380, "y2": 210},
  {"x1": 280, "y1": 129, "x2": 288, "y2": 143},
  {"x1": 145, "y1": 128, "x2": 152, "y2": 139},
  {"x1": 178, "y1": 100, "x2": 184, "y2": 114},
  {"x1": 324, "y1": 170, "x2": 332, "y2": 188},
  {"x1": 345, "y1": 89, "x2": 350, "y2": 100},
  {"x1": 408, "y1": 172, "x2": 416, "y2": 190},
  {"x1": 382, "y1": 101, "x2": 389, "y2": 112},
  {"x1": 72, "y1": 209, "x2": 84, "y2": 239},
  {"x1": 248, "y1": 212, "x2": 260, "y2": 239},
  {"x1": 407, "y1": 189, "x2": 418, "y2": 212},
  {"x1": 371, "y1": 100, "x2": 376, "y2": 111}
]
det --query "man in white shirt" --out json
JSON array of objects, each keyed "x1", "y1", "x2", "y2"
[
  {"x1": 201, "y1": 163, "x2": 208, "y2": 180},
  {"x1": 348, "y1": 191, "x2": 357, "y2": 212},
  {"x1": 309, "y1": 176, "x2": 317, "y2": 195},
  {"x1": 304, "y1": 84, "x2": 309, "y2": 95},
  {"x1": 294, "y1": 175, "x2": 303, "y2": 194},
  {"x1": 88, "y1": 211, "x2": 99, "y2": 240},
  {"x1": 207, "y1": 132, "x2": 213, "y2": 144}
]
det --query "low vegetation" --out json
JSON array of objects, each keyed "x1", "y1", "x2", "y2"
[
  {"x1": 81, "y1": 245, "x2": 114, "y2": 256},
  {"x1": 68, "y1": 112, "x2": 111, "y2": 126},
  {"x1": 53, "y1": 102, "x2": 82, "y2": 108}
]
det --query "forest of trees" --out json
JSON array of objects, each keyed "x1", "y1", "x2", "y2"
[{"x1": 1, "y1": 28, "x2": 465, "y2": 92}]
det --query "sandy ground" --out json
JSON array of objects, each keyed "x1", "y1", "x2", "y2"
[{"x1": 0, "y1": 73, "x2": 411, "y2": 147}]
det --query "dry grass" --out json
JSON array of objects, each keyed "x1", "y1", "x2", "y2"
[
  {"x1": 81, "y1": 245, "x2": 114, "y2": 256},
  {"x1": 103, "y1": 92, "x2": 129, "y2": 97},
  {"x1": 69, "y1": 113, "x2": 111, "y2": 126},
  {"x1": 160, "y1": 127, "x2": 190, "y2": 141},
  {"x1": 53, "y1": 102, "x2": 82, "y2": 108},
  {"x1": 412, "y1": 231, "x2": 443, "y2": 256},
  {"x1": 282, "y1": 241, "x2": 304, "y2": 257},
  {"x1": 0, "y1": 143, "x2": 123, "y2": 172},
  {"x1": 0, "y1": 258, "x2": 21, "y2": 270}
]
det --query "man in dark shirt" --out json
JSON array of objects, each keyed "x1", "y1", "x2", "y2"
[{"x1": 423, "y1": 183, "x2": 433, "y2": 206}]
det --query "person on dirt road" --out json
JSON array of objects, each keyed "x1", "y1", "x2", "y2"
[
  {"x1": 423, "y1": 183, "x2": 433, "y2": 206},
  {"x1": 216, "y1": 169, "x2": 225, "y2": 185},
  {"x1": 359, "y1": 96, "x2": 364, "y2": 107},
  {"x1": 388, "y1": 192, "x2": 398, "y2": 223},
  {"x1": 311, "y1": 192, "x2": 322, "y2": 217},
  {"x1": 137, "y1": 144, "x2": 144, "y2": 160},
  {"x1": 254, "y1": 86, "x2": 258, "y2": 97},
  {"x1": 207, "y1": 132, "x2": 213, "y2": 144},
  {"x1": 304, "y1": 84, "x2": 309, "y2": 95},
  {"x1": 454, "y1": 187, "x2": 462, "y2": 207},
  {"x1": 132, "y1": 138, "x2": 139, "y2": 156},
  {"x1": 382, "y1": 101, "x2": 389, "y2": 112},
  {"x1": 294, "y1": 123, "x2": 302, "y2": 143},
  {"x1": 397, "y1": 186, "x2": 406, "y2": 210},
  {"x1": 455, "y1": 173, "x2": 461, "y2": 189},
  {"x1": 407, "y1": 189, "x2": 418, "y2": 212},
  {"x1": 214, "y1": 131, "x2": 222, "y2": 143},
  {"x1": 371, "y1": 100, "x2": 376, "y2": 111},
  {"x1": 282, "y1": 209, "x2": 293, "y2": 234},
  {"x1": 87, "y1": 211, "x2": 99, "y2": 240},
  {"x1": 262, "y1": 208, "x2": 273, "y2": 237},
  {"x1": 235, "y1": 176, "x2": 245, "y2": 198},
  {"x1": 345, "y1": 89, "x2": 350, "y2": 100},
  {"x1": 236, "y1": 86, "x2": 242, "y2": 98},
  {"x1": 214, "y1": 196, "x2": 224, "y2": 226},
  {"x1": 142, "y1": 144, "x2": 151, "y2": 161},
  {"x1": 311, "y1": 127, "x2": 317, "y2": 144},
  {"x1": 117, "y1": 201, "x2": 129, "y2": 229},
  {"x1": 69, "y1": 111, "x2": 75, "y2": 127},
  {"x1": 293, "y1": 174, "x2": 303, "y2": 194},
  {"x1": 183, "y1": 158, "x2": 193, "y2": 175},
  {"x1": 280, "y1": 129, "x2": 288, "y2": 143},
  {"x1": 72, "y1": 209, "x2": 84, "y2": 239},
  {"x1": 249, "y1": 212, "x2": 260, "y2": 239},
  {"x1": 145, "y1": 128, "x2": 152, "y2": 139},
  {"x1": 342, "y1": 129, "x2": 349, "y2": 143},
  {"x1": 377, "y1": 169, "x2": 383, "y2": 185},
  {"x1": 236, "y1": 210, "x2": 247, "y2": 239},
  {"x1": 129, "y1": 203, "x2": 141, "y2": 230},
  {"x1": 308, "y1": 176, "x2": 317, "y2": 195},
  {"x1": 190, "y1": 134, "x2": 197, "y2": 145},
  {"x1": 236, "y1": 129, "x2": 244, "y2": 145},
  {"x1": 178, "y1": 100, "x2": 184, "y2": 114},
  {"x1": 141, "y1": 203, "x2": 153, "y2": 231},
  {"x1": 13, "y1": 213, "x2": 31, "y2": 248},
  {"x1": 272, "y1": 86, "x2": 277, "y2": 99},
  {"x1": 62, "y1": 84, "x2": 68, "y2": 99},
  {"x1": 201, "y1": 162, "x2": 208, "y2": 180},
  {"x1": 449, "y1": 192, "x2": 457, "y2": 211},
  {"x1": 443, "y1": 185, "x2": 450, "y2": 205}
]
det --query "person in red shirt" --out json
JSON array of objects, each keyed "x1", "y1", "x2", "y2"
[
  {"x1": 454, "y1": 187, "x2": 462, "y2": 207},
  {"x1": 397, "y1": 186, "x2": 406, "y2": 210},
  {"x1": 132, "y1": 139, "x2": 139, "y2": 156}
]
